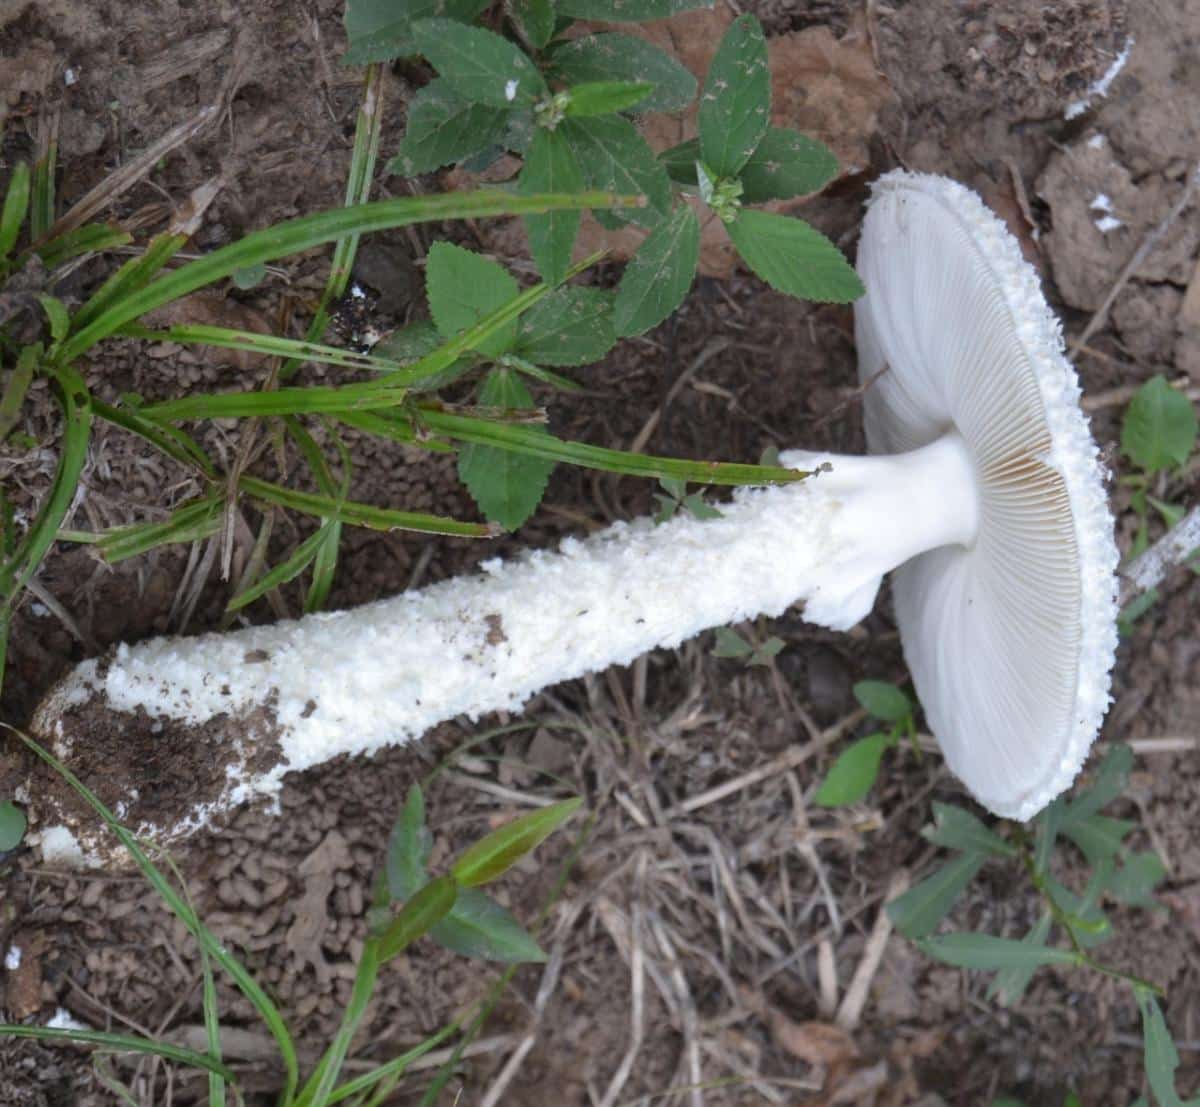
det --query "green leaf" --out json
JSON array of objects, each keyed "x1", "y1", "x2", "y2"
[
  {"x1": 614, "y1": 204, "x2": 700, "y2": 337},
  {"x1": 727, "y1": 211, "x2": 865, "y2": 303},
  {"x1": 1044, "y1": 874, "x2": 1113, "y2": 948},
  {"x1": 511, "y1": 0, "x2": 555, "y2": 49},
  {"x1": 738, "y1": 128, "x2": 839, "y2": 203},
  {"x1": 431, "y1": 887, "x2": 548, "y2": 962},
  {"x1": 36, "y1": 294, "x2": 69, "y2": 344},
  {"x1": 565, "y1": 80, "x2": 654, "y2": 117},
  {"x1": 988, "y1": 912, "x2": 1053, "y2": 1006},
  {"x1": 0, "y1": 800, "x2": 26, "y2": 851},
  {"x1": 698, "y1": 14, "x2": 769, "y2": 179},
  {"x1": 411, "y1": 19, "x2": 547, "y2": 107},
  {"x1": 919, "y1": 932, "x2": 1078, "y2": 972},
  {"x1": 451, "y1": 797, "x2": 583, "y2": 887},
  {"x1": 515, "y1": 286, "x2": 615, "y2": 366},
  {"x1": 1122, "y1": 376, "x2": 1198, "y2": 475},
  {"x1": 1034, "y1": 798, "x2": 1063, "y2": 875},
  {"x1": 683, "y1": 492, "x2": 722, "y2": 521},
  {"x1": 1062, "y1": 813, "x2": 1135, "y2": 869},
  {"x1": 990, "y1": 1100, "x2": 1029, "y2": 1107},
  {"x1": 549, "y1": 34, "x2": 697, "y2": 114},
  {"x1": 373, "y1": 320, "x2": 443, "y2": 362},
  {"x1": 0, "y1": 161, "x2": 30, "y2": 259},
  {"x1": 1137, "y1": 987, "x2": 1189, "y2": 1107},
  {"x1": 659, "y1": 138, "x2": 701, "y2": 185},
  {"x1": 813, "y1": 734, "x2": 887, "y2": 807},
  {"x1": 520, "y1": 128, "x2": 584, "y2": 287},
  {"x1": 426, "y1": 241, "x2": 520, "y2": 357},
  {"x1": 231, "y1": 261, "x2": 267, "y2": 290},
  {"x1": 458, "y1": 369, "x2": 555, "y2": 529},
  {"x1": 1062, "y1": 744, "x2": 1133, "y2": 825},
  {"x1": 887, "y1": 851, "x2": 988, "y2": 939},
  {"x1": 387, "y1": 80, "x2": 511, "y2": 176},
  {"x1": 342, "y1": 0, "x2": 492, "y2": 64},
  {"x1": 562, "y1": 115, "x2": 672, "y2": 227},
  {"x1": 852, "y1": 680, "x2": 912, "y2": 722},
  {"x1": 386, "y1": 785, "x2": 433, "y2": 902},
  {"x1": 712, "y1": 626, "x2": 752, "y2": 658},
  {"x1": 379, "y1": 874, "x2": 458, "y2": 961},
  {"x1": 922, "y1": 802, "x2": 1017, "y2": 858},
  {"x1": 1108, "y1": 851, "x2": 1168, "y2": 909},
  {"x1": 555, "y1": 0, "x2": 710, "y2": 22}
]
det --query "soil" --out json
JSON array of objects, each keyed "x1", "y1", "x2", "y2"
[{"x1": 2, "y1": 0, "x2": 1200, "y2": 1105}]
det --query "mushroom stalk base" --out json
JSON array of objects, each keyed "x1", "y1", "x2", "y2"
[{"x1": 31, "y1": 434, "x2": 980, "y2": 862}]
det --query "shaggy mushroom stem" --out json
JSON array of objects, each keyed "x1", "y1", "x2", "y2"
[{"x1": 33, "y1": 429, "x2": 982, "y2": 863}]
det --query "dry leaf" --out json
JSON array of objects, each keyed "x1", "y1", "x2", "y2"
[
  {"x1": 2, "y1": 930, "x2": 46, "y2": 1021},
  {"x1": 286, "y1": 830, "x2": 352, "y2": 986},
  {"x1": 766, "y1": 1012, "x2": 859, "y2": 1068}
]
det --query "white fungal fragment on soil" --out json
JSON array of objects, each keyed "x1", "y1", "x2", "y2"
[
  {"x1": 1065, "y1": 38, "x2": 1133, "y2": 119},
  {"x1": 4, "y1": 946, "x2": 20, "y2": 971},
  {"x1": 46, "y1": 1008, "x2": 90, "y2": 1031}
]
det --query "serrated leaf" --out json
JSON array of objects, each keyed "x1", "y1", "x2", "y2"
[
  {"x1": 561, "y1": 115, "x2": 671, "y2": 227},
  {"x1": 0, "y1": 800, "x2": 26, "y2": 852},
  {"x1": 515, "y1": 286, "x2": 616, "y2": 366},
  {"x1": 556, "y1": 0, "x2": 710, "y2": 22},
  {"x1": 988, "y1": 912, "x2": 1053, "y2": 1006},
  {"x1": 549, "y1": 33, "x2": 697, "y2": 114},
  {"x1": 431, "y1": 887, "x2": 548, "y2": 962},
  {"x1": 511, "y1": 0, "x2": 555, "y2": 49},
  {"x1": 887, "y1": 851, "x2": 987, "y2": 939},
  {"x1": 738, "y1": 128, "x2": 839, "y2": 203},
  {"x1": 614, "y1": 204, "x2": 699, "y2": 337},
  {"x1": 386, "y1": 785, "x2": 433, "y2": 901},
  {"x1": 1062, "y1": 813, "x2": 1135, "y2": 869},
  {"x1": 852, "y1": 679, "x2": 911, "y2": 722},
  {"x1": 426, "y1": 241, "x2": 519, "y2": 357},
  {"x1": 920, "y1": 932, "x2": 1078, "y2": 972},
  {"x1": 1108, "y1": 851, "x2": 1168, "y2": 908},
  {"x1": 1062, "y1": 744, "x2": 1133, "y2": 826},
  {"x1": 519, "y1": 128, "x2": 583, "y2": 287},
  {"x1": 342, "y1": 0, "x2": 492, "y2": 64},
  {"x1": 814, "y1": 734, "x2": 887, "y2": 807},
  {"x1": 712, "y1": 626, "x2": 752, "y2": 658},
  {"x1": 565, "y1": 80, "x2": 654, "y2": 117},
  {"x1": 458, "y1": 369, "x2": 554, "y2": 528},
  {"x1": 379, "y1": 874, "x2": 458, "y2": 961},
  {"x1": 373, "y1": 320, "x2": 443, "y2": 362},
  {"x1": 412, "y1": 19, "x2": 547, "y2": 107},
  {"x1": 451, "y1": 797, "x2": 582, "y2": 887},
  {"x1": 923, "y1": 802, "x2": 1016, "y2": 857},
  {"x1": 698, "y1": 14, "x2": 769, "y2": 179},
  {"x1": 1122, "y1": 375, "x2": 1198, "y2": 475},
  {"x1": 387, "y1": 80, "x2": 512, "y2": 176},
  {"x1": 727, "y1": 211, "x2": 865, "y2": 303}
]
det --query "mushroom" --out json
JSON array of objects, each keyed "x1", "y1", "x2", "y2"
[{"x1": 28, "y1": 171, "x2": 1118, "y2": 861}]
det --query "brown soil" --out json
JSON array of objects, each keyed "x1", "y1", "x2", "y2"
[{"x1": 3, "y1": 0, "x2": 1200, "y2": 1105}]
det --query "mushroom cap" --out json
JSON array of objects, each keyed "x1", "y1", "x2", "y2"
[{"x1": 854, "y1": 170, "x2": 1119, "y2": 820}]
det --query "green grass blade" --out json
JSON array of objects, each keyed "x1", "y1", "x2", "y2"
[
  {"x1": 304, "y1": 519, "x2": 342, "y2": 613},
  {"x1": 0, "y1": 162, "x2": 31, "y2": 259},
  {"x1": 418, "y1": 408, "x2": 810, "y2": 486},
  {"x1": 95, "y1": 495, "x2": 224, "y2": 563},
  {"x1": 239, "y1": 476, "x2": 498, "y2": 537},
  {"x1": 37, "y1": 223, "x2": 132, "y2": 268},
  {"x1": 0, "y1": 344, "x2": 39, "y2": 443},
  {"x1": 30, "y1": 140, "x2": 56, "y2": 242},
  {"x1": 324, "y1": 1024, "x2": 460, "y2": 1105},
  {"x1": 59, "y1": 191, "x2": 638, "y2": 364},
  {"x1": 0, "y1": 365, "x2": 91, "y2": 689},
  {"x1": 71, "y1": 233, "x2": 188, "y2": 335},
  {"x1": 0, "y1": 1025, "x2": 237, "y2": 1080},
  {"x1": 281, "y1": 64, "x2": 385, "y2": 382},
  {"x1": 227, "y1": 522, "x2": 331, "y2": 612},
  {"x1": 142, "y1": 381, "x2": 411, "y2": 422},
  {"x1": 334, "y1": 409, "x2": 453, "y2": 451},
  {"x1": 6, "y1": 728, "x2": 300, "y2": 1101},
  {"x1": 92, "y1": 398, "x2": 216, "y2": 477}
]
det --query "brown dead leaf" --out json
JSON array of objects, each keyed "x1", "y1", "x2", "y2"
[
  {"x1": 769, "y1": 1015, "x2": 859, "y2": 1068},
  {"x1": 141, "y1": 290, "x2": 275, "y2": 372},
  {"x1": 286, "y1": 830, "x2": 352, "y2": 986}
]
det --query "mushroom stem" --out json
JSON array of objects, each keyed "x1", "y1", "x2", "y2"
[{"x1": 31, "y1": 433, "x2": 981, "y2": 859}]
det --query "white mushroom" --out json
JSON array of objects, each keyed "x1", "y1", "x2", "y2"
[{"x1": 29, "y1": 171, "x2": 1118, "y2": 859}]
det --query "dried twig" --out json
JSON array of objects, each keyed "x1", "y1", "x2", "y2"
[
  {"x1": 1119, "y1": 504, "x2": 1200, "y2": 605},
  {"x1": 836, "y1": 870, "x2": 908, "y2": 1031}
]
